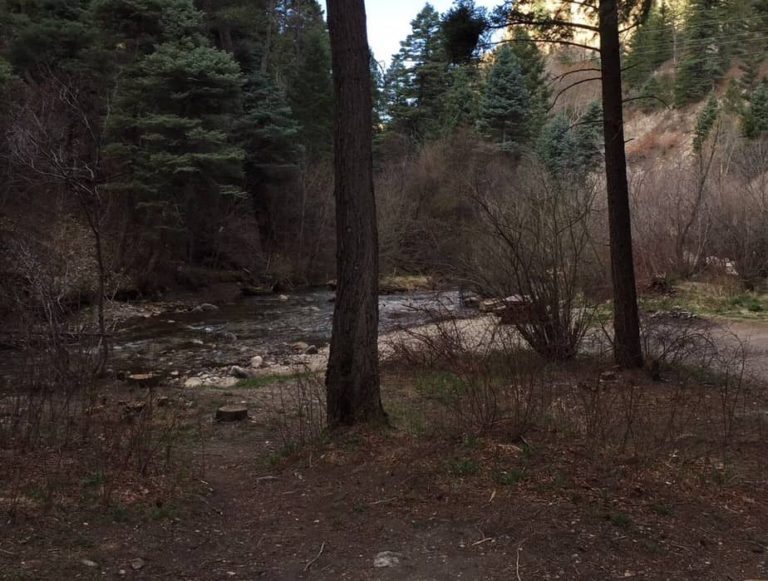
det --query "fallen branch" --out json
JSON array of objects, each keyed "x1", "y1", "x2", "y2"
[{"x1": 304, "y1": 541, "x2": 325, "y2": 572}]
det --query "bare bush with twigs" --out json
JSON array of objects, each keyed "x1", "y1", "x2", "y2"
[
  {"x1": 0, "y1": 251, "x2": 190, "y2": 520},
  {"x1": 460, "y1": 158, "x2": 602, "y2": 360}
]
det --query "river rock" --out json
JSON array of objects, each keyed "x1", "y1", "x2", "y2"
[
  {"x1": 214, "y1": 331, "x2": 237, "y2": 343},
  {"x1": 213, "y1": 377, "x2": 238, "y2": 389},
  {"x1": 184, "y1": 377, "x2": 204, "y2": 388},
  {"x1": 250, "y1": 355, "x2": 264, "y2": 369},
  {"x1": 373, "y1": 552, "x2": 401, "y2": 568},
  {"x1": 231, "y1": 365, "x2": 257, "y2": 379},
  {"x1": 278, "y1": 294, "x2": 289, "y2": 301},
  {"x1": 479, "y1": 298, "x2": 506, "y2": 313},
  {"x1": 215, "y1": 405, "x2": 248, "y2": 422},
  {"x1": 292, "y1": 341, "x2": 309, "y2": 353},
  {"x1": 461, "y1": 292, "x2": 480, "y2": 308},
  {"x1": 194, "y1": 303, "x2": 219, "y2": 312}
]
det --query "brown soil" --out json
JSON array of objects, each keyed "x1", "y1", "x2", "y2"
[{"x1": 3, "y1": 356, "x2": 768, "y2": 581}]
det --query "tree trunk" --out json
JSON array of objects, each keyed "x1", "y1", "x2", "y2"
[
  {"x1": 325, "y1": 0, "x2": 385, "y2": 426},
  {"x1": 598, "y1": 0, "x2": 644, "y2": 368}
]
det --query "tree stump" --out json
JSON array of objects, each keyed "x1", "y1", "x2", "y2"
[
  {"x1": 127, "y1": 373, "x2": 162, "y2": 388},
  {"x1": 215, "y1": 405, "x2": 248, "y2": 422}
]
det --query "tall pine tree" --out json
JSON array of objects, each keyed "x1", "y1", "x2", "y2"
[
  {"x1": 674, "y1": 0, "x2": 725, "y2": 106},
  {"x1": 385, "y1": 3, "x2": 451, "y2": 141},
  {"x1": 623, "y1": 1, "x2": 675, "y2": 90},
  {"x1": 476, "y1": 45, "x2": 531, "y2": 149},
  {"x1": 104, "y1": 3, "x2": 245, "y2": 263}
]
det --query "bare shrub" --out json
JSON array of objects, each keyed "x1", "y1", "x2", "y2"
[
  {"x1": 0, "y1": 245, "x2": 188, "y2": 519},
  {"x1": 268, "y1": 366, "x2": 327, "y2": 455},
  {"x1": 376, "y1": 164, "x2": 418, "y2": 273},
  {"x1": 630, "y1": 148, "x2": 719, "y2": 281},
  {"x1": 640, "y1": 314, "x2": 721, "y2": 369},
  {"x1": 708, "y1": 137, "x2": 768, "y2": 288},
  {"x1": 462, "y1": 158, "x2": 601, "y2": 360},
  {"x1": 388, "y1": 301, "x2": 756, "y2": 477},
  {"x1": 385, "y1": 309, "x2": 554, "y2": 438}
]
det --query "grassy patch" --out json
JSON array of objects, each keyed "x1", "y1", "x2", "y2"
[
  {"x1": 639, "y1": 281, "x2": 768, "y2": 321},
  {"x1": 650, "y1": 502, "x2": 673, "y2": 517},
  {"x1": 386, "y1": 400, "x2": 428, "y2": 435},
  {"x1": 607, "y1": 511, "x2": 633, "y2": 529},
  {"x1": 149, "y1": 502, "x2": 180, "y2": 521},
  {"x1": 729, "y1": 294, "x2": 764, "y2": 312},
  {"x1": 236, "y1": 371, "x2": 316, "y2": 390},
  {"x1": 494, "y1": 468, "x2": 526, "y2": 486},
  {"x1": 379, "y1": 274, "x2": 432, "y2": 293},
  {"x1": 446, "y1": 457, "x2": 480, "y2": 477},
  {"x1": 413, "y1": 370, "x2": 467, "y2": 402}
]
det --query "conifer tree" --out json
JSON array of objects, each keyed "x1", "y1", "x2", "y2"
[
  {"x1": 105, "y1": 27, "x2": 245, "y2": 262},
  {"x1": 537, "y1": 102, "x2": 602, "y2": 177},
  {"x1": 623, "y1": 1, "x2": 675, "y2": 89},
  {"x1": 284, "y1": 7, "x2": 333, "y2": 159},
  {"x1": 743, "y1": 81, "x2": 768, "y2": 139},
  {"x1": 476, "y1": 45, "x2": 531, "y2": 149},
  {"x1": 9, "y1": 0, "x2": 95, "y2": 77},
  {"x1": 693, "y1": 93, "x2": 719, "y2": 151},
  {"x1": 674, "y1": 0, "x2": 724, "y2": 106},
  {"x1": 441, "y1": 0, "x2": 487, "y2": 64},
  {"x1": 386, "y1": 3, "x2": 451, "y2": 140},
  {"x1": 442, "y1": 64, "x2": 480, "y2": 131},
  {"x1": 508, "y1": 28, "x2": 550, "y2": 139},
  {"x1": 236, "y1": 69, "x2": 301, "y2": 251},
  {"x1": 537, "y1": 112, "x2": 578, "y2": 172},
  {"x1": 574, "y1": 101, "x2": 603, "y2": 169}
]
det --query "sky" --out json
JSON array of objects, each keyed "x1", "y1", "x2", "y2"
[{"x1": 318, "y1": 0, "x2": 499, "y2": 66}]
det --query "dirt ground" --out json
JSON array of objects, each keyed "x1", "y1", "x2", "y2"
[{"x1": 3, "y1": 353, "x2": 768, "y2": 581}]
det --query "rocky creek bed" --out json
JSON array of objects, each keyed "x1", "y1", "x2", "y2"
[{"x1": 99, "y1": 289, "x2": 470, "y2": 388}]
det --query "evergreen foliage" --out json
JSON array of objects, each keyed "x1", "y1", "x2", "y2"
[
  {"x1": 101, "y1": 1, "x2": 245, "y2": 260},
  {"x1": 692, "y1": 93, "x2": 719, "y2": 151},
  {"x1": 441, "y1": 0, "x2": 487, "y2": 64},
  {"x1": 476, "y1": 45, "x2": 531, "y2": 149},
  {"x1": 8, "y1": 0, "x2": 95, "y2": 76},
  {"x1": 0, "y1": 56, "x2": 14, "y2": 91},
  {"x1": 385, "y1": 3, "x2": 451, "y2": 141},
  {"x1": 537, "y1": 102, "x2": 602, "y2": 177},
  {"x1": 507, "y1": 28, "x2": 550, "y2": 139},
  {"x1": 674, "y1": 0, "x2": 725, "y2": 106},
  {"x1": 236, "y1": 69, "x2": 301, "y2": 193},
  {"x1": 287, "y1": 27, "x2": 333, "y2": 159},
  {"x1": 623, "y1": 2, "x2": 675, "y2": 89},
  {"x1": 442, "y1": 64, "x2": 480, "y2": 131},
  {"x1": 743, "y1": 81, "x2": 768, "y2": 139}
]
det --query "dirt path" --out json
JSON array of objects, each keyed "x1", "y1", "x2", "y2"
[
  {"x1": 722, "y1": 320, "x2": 768, "y2": 382},
  {"x1": 3, "y1": 317, "x2": 768, "y2": 580}
]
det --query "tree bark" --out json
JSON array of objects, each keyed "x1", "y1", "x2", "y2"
[
  {"x1": 598, "y1": 0, "x2": 644, "y2": 368},
  {"x1": 325, "y1": 0, "x2": 385, "y2": 425}
]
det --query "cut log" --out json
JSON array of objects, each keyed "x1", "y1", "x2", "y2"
[
  {"x1": 215, "y1": 405, "x2": 248, "y2": 422},
  {"x1": 127, "y1": 373, "x2": 162, "y2": 388}
]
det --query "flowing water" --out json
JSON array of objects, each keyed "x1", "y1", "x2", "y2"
[{"x1": 112, "y1": 290, "x2": 467, "y2": 375}]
